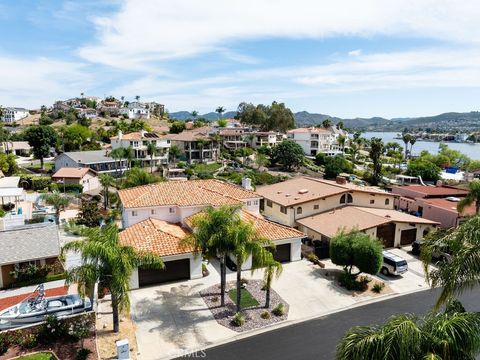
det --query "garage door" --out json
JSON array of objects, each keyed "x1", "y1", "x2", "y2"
[
  {"x1": 400, "y1": 228, "x2": 417, "y2": 245},
  {"x1": 376, "y1": 223, "x2": 396, "y2": 248},
  {"x1": 271, "y1": 244, "x2": 291, "y2": 263},
  {"x1": 138, "y1": 258, "x2": 190, "y2": 287}
]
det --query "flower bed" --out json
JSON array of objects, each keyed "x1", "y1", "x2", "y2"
[{"x1": 200, "y1": 280, "x2": 289, "y2": 332}]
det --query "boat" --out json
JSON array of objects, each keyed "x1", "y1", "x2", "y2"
[{"x1": 0, "y1": 284, "x2": 92, "y2": 330}]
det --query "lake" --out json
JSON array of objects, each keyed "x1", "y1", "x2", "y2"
[{"x1": 362, "y1": 132, "x2": 480, "y2": 160}]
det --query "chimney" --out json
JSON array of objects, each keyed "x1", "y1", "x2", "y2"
[
  {"x1": 336, "y1": 176, "x2": 347, "y2": 185},
  {"x1": 242, "y1": 177, "x2": 253, "y2": 190},
  {"x1": 141, "y1": 129, "x2": 147, "y2": 138}
]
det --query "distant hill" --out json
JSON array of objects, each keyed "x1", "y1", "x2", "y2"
[{"x1": 169, "y1": 111, "x2": 237, "y2": 121}]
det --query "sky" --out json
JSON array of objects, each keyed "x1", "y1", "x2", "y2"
[{"x1": 1, "y1": 0, "x2": 480, "y2": 118}]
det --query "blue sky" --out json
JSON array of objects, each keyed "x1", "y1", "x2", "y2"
[{"x1": 1, "y1": 0, "x2": 480, "y2": 118}]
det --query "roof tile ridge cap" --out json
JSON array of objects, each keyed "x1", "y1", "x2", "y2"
[{"x1": 354, "y1": 206, "x2": 388, "y2": 220}]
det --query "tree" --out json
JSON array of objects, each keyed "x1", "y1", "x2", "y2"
[
  {"x1": 234, "y1": 147, "x2": 254, "y2": 166},
  {"x1": 230, "y1": 219, "x2": 272, "y2": 313},
  {"x1": 402, "y1": 133, "x2": 412, "y2": 159},
  {"x1": 421, "y1": 216, "x2": 480, "y2": 307},
  {"x1": 255, "y1": 153, "x2": 269, "y2": 170},
  {"x1": 169, "y1": 121, "x2": 186, "y2": 134},
  {"x1": 191, "y1": 110, "x2": 199, "y2": 119},
  {"x1": 235, "y1": 102, "x2": 294, "y2": 132},
  {"x1": 368, "y1": 137, "x2": 384, "y2": 185},
  {"x1": 99, "y1": 174, "x2": 114, "y2": 210},
  {"x1": 260, "y1": 252, "x2": 282, "y2": 308},
  {"x1": 135, "y1": 95, "x2": 140, "y2": 102},
  {"x1": 196, "y1": 139, "x2": 209, "y2": 163},
  {"x1": 347, "y1": 143, "x2": 360, "y2": 163},
  {"x1": 324, "y1": 154, "x2": 353, "y2": 179},
  {"x1": 217, "y1": 119, "x2": 228, "y2": 127},
  {"x1": 24, "y1": 126, "x2": 58, "y2": 169},
  {"x1": 123, "y1": 146, "x2": 134, "y2": 170},
  {"x1": 76, "y1": 199, "x2": 102, "y2": 227},
  {"x1": 330, "y1": 230, "x2": 383, "y2": 279},
  {"x1": 336, "y1": 305, "x2": 480, "y2": 360},
  {"x1": 322, "y1": 119, "x2": 332, "y2": 129},
  {"x1": 62, "y1": 224, "x2": 164, "y2": 332},
  {"x1": 110, "y1": 147, "x2": 125, "y2": 175},
  {"x1": 0, "y1": 153, "x2": 18, "y2": 175},
  {"x1": 409, "y1": 136, "x2": 417, "y2": 156},
  {"x1": 40, "y1": 193, "x2": 69, "y2": 223},
  {"x1": 271, "y1": 140, "x2": 304, "y2": 171},
  {"x1": 121, "y1": 167, "x2": 163, "y2": 189},
  {"x1": 457, "y1": 180, "x2": 480, "y2": 214},
  {"x1": 146, "y1": 142, "x2": 157, "y2": 173},
  {"x1": 169, "y1": 145, "x2": 181, "y2": 164},
  {"x1": 406, "y1": 158, "x2": 441, "y2": 182},
  {"x1": 184, "y1": 205, "x2": 240, "y2": 307},
  {"x1": 266, "y1": 102, "x2": 295, "y2": 133},
  {"x1": 215, "y1": 106, "x2": 226, "y2": 119},
  {"x1": 64, "y1": 124, "x2": 92, "y2": 151},
  {"x1": 337, "y1": 135, "x2": 347, "y2": 153}
]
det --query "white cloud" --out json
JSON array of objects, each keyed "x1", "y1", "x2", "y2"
[
  {"x1": 348, "y1": 49, "x2": 362, "y2": 57},
  {"x1": 79, "y1": 0, "x2": 480, "y2": 69}
]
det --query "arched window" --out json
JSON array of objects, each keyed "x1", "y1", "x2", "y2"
[
  {"x1": 347, "y1": 194, "x2": 353, "y2": 203},
  {"x1": 385, "y1": 198, "x2": 390, "y2": 206},
  {"x1": 297, "y1": 207, "x2": 303, "y2": 215},
  {"x1": 340, "y1": 194, "x2": 346, "y2": 204}
]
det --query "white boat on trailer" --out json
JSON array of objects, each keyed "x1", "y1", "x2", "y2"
[{"x1": 0, "y1": 284, "x2": 92, "y2": 330}]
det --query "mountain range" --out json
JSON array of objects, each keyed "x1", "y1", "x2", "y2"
[{"x1": 169, "y1": 110, "x2": 480, "y2": 132}]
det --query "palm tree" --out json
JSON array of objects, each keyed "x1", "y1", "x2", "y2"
[
  {"x1": 261, "y1": 252, "x2": 282, "y2": 308},
  {"x1": 135, "y1": 95, "x2": 140, "y2": 102},
  {"x1": 230, "y1": 219, "x2": 273, "y2": 313},
  {"x1": 421, "y1": 216, "x2": 480, "y2": 307},
  {"x1": 110, "y1": 147, "x2": 125, "y2": 175},
  {"x1": 40, "y1": 193, "x2": 69, "y2": 224},
  {"x1": 402, "y1": 133, "x2": 412, "y2": 159},
  {"x1": 184, "y1": 205, "x2": 240, "y2": 307},
  {"x1": 121, "y1": 167, "x2": 162, "y2": 189},
  {"x1": 337, "y1": 135, "x2": 346, "y2": 153},
  {"x1": 62, "y1": 224, "x2": 164, "y2": 333},
  {"x1": 146, "y1": 142, "x2": 157, "y2": 173},
  {"x1": 409, "y1": 136, "x2": 417, "y2": 157},
  {"x1": 196, "y1": 139, "x2": 209, "y2": 163},
  {"x1": 215, "y1": 106, "x2": 226, "y2": 120},
  {"x1": 322, "y1": 119, "x2": 332, "y2": 129},
  {"x1": 168, "y1": 145, "x2": 181, "y2": 165},
  {"x1": 368, "y1": 137, "x2": 384, "y2": 185},
  {"x1": 348, "y1": 143, "x2": 359, "y2": 163},
  {"x1": 123, "y1": 146, "x2": 134, "y2": 170},
  {"x1": 457, "y1": 181, "x2": 480, "y2": 215},
  {"x1": 99, "y1": 173, "x2": 114, "y2": 210},
  {"x1": 191, "y1": 110, "x2": 199, "y2": 120}
]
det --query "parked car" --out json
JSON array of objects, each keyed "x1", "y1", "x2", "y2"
[
  {"x1": 411, "y1": 239, "x2": 451, "y2": 262},
  {"x1": 381, "y1": 251, "x2": 408, "y2": 276}
]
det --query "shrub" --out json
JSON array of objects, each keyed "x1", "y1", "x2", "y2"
[
  {"x1": 240, "y1": 278, "x2": 249, "y2": 286},
  {"x1": 0, "y1": 334, "x2": 7, "y2": 355},
  {"x1": 68, "y1": 313, "x2": 93, "y2": 345},
  {"x1": 231, "y1": 312, "x2": 246, "y2": 327},
  {"x1": 75, "y1": 348, "x2": 92, "y2": 360},
  {"x1": 306, "y1": 253, "x2": 319, "y2": 264},
  {"x1": 338, "y1": 272, "x2": 368, "y2": 291},
  {"x1": 372, "y1": 282, "x2": 385, "y2": 293},
  {"x1": 19, "y1": 333, "x2": 38, "y2": 349},
  {"x1": 272, "y1": 303, "x2": 286, "y2": 316},
  {"x1": 260, "y1": 311, "x2": 271, "y2": 320},
  {"x1": 39, "y1": 315, "x2": 67, "y2": 344}
]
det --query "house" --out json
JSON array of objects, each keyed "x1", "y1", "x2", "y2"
[
  {"x1": 144, "y1": 102, "x2": 165, "y2": 117},
  {"x1": 78, "y1": 108, "x2": 98, "y2": 119},
  {"x1": 247, "y1": 132, "x2": 286, "y2": 149},
  {"x1": 0, "y1": 141, "x2": 31, "y2": 156},
  {"x1": 110, "y1": 130, "x2": 170, "y2": 170},
  {"x1": 165, "y1": 127, "x2": 220, "y2": 163},
  {"x1": 51, "y1": 167, "x2": 101, "y2": 193},
  {"x1": 0, "y1": 223, "x2": 61, "y2": 288},
  {"x1": 119, "y1": 102, "x2": 150, "y2": 119},
  {"x1": 118, "y1": 179, "x2": 262, "y2": 228},
  {"x1": 54, "y1": 150, "x2": 128, "y2": 175},
  {"x1": 257, "y1": 176, "x2": 396, "y2": 227},
  {"x1": 413, "y1": 197, "x2": 475, "y2": 228},
  {"x1": 0, "y1": 176, "x2": 27, "y2": 230},
  {"x1": 297, "y1": 206, "x2": 437, "y2": 248},
  {"x1": 217, "y1": 128, "x2": 247, "y2": 150},
  {"x1": 1, "y1": 107, "x2": 29, "y2": 124},
  {"x1": 287, "y1": 127, "x2": 337, "y2": 156}
]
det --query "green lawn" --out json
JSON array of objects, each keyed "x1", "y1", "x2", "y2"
[
  {"x1": 228, "y1": 288, "x2": 259, "y2": 309},
  {"x1": 193, "y1": 162, "x2": 221, "y2": 173},
  {"x1": 17, "y1": 352, "x2": 56, "y2": 360}
]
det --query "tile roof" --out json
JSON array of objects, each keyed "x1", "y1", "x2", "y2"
[
  {"x1": 256, "y1": 176, "x2": 393, "y2": 206},
  {"x1": 297, "y1": 206, "x2": 437, "y2": 238},
  {"x1": 165, "y1": 126, "x2": 213, "y2": 142},
  {"x1": 52, "y1": 167, "x2": 94, "y2": 179},
  {"x1": 185, "y1": 210, "x2": 304, "y2": 241},
  {"x1": 0, "y1": 224, "x2": 60, "y2": 265},
  {"x1": 416, "y1": 197, "x2": 476, "y2": 216},
  {"x1": 119, "y1": 218, "x2": 193, "y2": 257},
  {"x1": 287, "y1": 127, "x2": 331, "y2": 134},
  {"x1": 393, "y1": 185, "x2": 468, "y2": 197},
  {"x1": 118, "y1": 179, "x2": 259, "y2": 208}
]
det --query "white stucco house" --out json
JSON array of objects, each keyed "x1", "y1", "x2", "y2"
[
  {"x1": 1, "y1": 107, "x2": 29, "y2": 124},
  {"x1": 119, "y1": 102, "x2": 150, "y2": 119}
]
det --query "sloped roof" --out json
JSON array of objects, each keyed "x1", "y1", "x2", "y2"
[
  {"x1": 52, "y1": 167, "x2": 94, "y2": 179},
  {"x1": 393, "y1": 185, "x2": 468, "y2": 197},
  {"x1": 58, "y1": 150, "x2": 115, "y2": 164}
]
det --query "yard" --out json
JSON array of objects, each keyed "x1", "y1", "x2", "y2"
[
  {"x1": 16, "y1": 352, "x2": 56, "y2": 360},
  {"x1": 228, "y1": 288, "x2": 259, "y2": 309}
]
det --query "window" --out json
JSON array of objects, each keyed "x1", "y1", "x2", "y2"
[
  {"x1": 169, "y1": 207, "x2": 175, "y2": 213},
  {"x1": 340, "y1": 194, "x2": 353, "y2": 204},
  {"x1": 340, "y1": 194, "x2": 346, "y2": 204},
  {"x1": 385, "y1": 198, "x2": 390, "y2": 205},
  {"x1": 297, "y1": 207, "x2": 303, "y2": 215},
  {"x1": 247, "y1": 201, "x2": 252, "y2": 206},
  {"x1": 132, "y1": 211, "x2": 138, "y2": 216},
  {"x1": 370, "y1": 199, "x2": 375, "y2": 204},
  {"x1": 267, "y1": 200, "x2": 273, "y2": 207},
  {"x1": 347, "y1": 194, "x2": 353, "y2": 203},
  {"x1": 254, "y1": 200, "x2": 259, "y2": 205},
  {"x1": 151, "y1": 209, "x2": 156, "y2": 215},
  {"x1": 314, "y1": 204, "x2": 319, "y2": 210},
  {"x1": 280, "y1": 206, "x2": 287, "y2": 214}
]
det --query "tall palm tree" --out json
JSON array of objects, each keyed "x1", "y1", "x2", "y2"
[
  {"x1": 348, "y1": 143, "x2": 359, "y2": 163},
  {"x1": 146, "y1": 142, "x2": 157, "y2": 173},
  {"x1": 421, "y1": 216, "x2": 480, "y2": 307},
  {"x1": 168, "y1": 145, "x2": 181, "y2": 165},
  {"x1": 230, "y1": 219, "x2": 273, "y2": 313},
  {"x1": 135, "y1": 95, "x2": 140, "y2": 102},
  {"x1": 215, "y1": 106, "x2": 226, "y2": 120},
  {"x1": 336, "y1": 306, "x2": 480, "y2": 360},
  {"x1": 457, "y1": 180, "x2": 480, "y2": 214},
  {"x1": 184, "y1": 205, "x2": 240, "y2": 307},
  {"x1": 191, "y1": 110, "x2": 199, "y2": 119},
  {"x1": 322, "y1": 119, "x2": 332, "y2": 129},
  {"x1": 368, "y1": 137, "x2": 384, "y2": 185},
  {"x1": 402, "y1": 133, "x2": 412, "y2": 159},
  {"x1": 62, "y1": 224, "x2": 164, "y2": 332},
  {"x1": 110, "y1": 147, "x2": 125, "y2": 175},
  {"x1": 337, "y1": 135, "x2": 346, "y2": 153},
  {"x1": 196, "y1": 139, "x2": 209, "y2": 163},
  {"x1": 40, "y1": 193, "x2": 69, "y2": 224},
  {"x1": 123, "y1": 146, "x2": 134, "y2": 170},
  {"x1": 409, "y1": 136, "x2": 417, "y2": 157},
  {"x1": 261, "y1": 252, "x2": 282, "y2": 308},
  {"x1": 99, "y1": 173, "x2": 114, "y2": 210}
]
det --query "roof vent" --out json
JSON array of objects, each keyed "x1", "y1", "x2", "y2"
[
  {"x1": 446, "y1": 197, "x2": 460, "y2": 202},
  {"x1": 385, "y1": 214, "x2": 391, "y2": 218},
  {"x1": 298, "y1": 189, "x2": 309, "y2": 194},
  {"x1": 277, "y1": 191, "x2": 283, "y2": 194},
  {"x1": 285, "y1": 194, "x2": 291, "y2": 197},
  {"x1": 294, "y1": 197, "x2": 300, "y2": 200}
]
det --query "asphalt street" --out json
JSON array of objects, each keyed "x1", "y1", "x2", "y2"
[{"x1": 191, "y1": 288, "x2": 479, "y2": 360}]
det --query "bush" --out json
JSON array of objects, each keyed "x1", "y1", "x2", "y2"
[
  {"x1": 272, "y1": 303, "x2": 286, "y2": 316},
  {"x1": 0, "y1": 334, "x2": 7, "y2": 355},
  {"x1": 260, "y1": 311, "x2": 271, "y2": 319},
  {"x1": 372, "y1": 282, "x2": 385, "y2": 293},
  {"x1": 240, "y1": 278, "x2": 249, "y2": 286},
  {"x1": 76, "y1": 348, "x2": 92, "y2": 360},
  {"x1": 39, "y1": 315, "x2": 67, "y2": 344},
  {"x1": 231, "y1": 312, "x2": 246, "y2": 327},
  {"x1": 19, "y1": 333, "x2": 38, "y2": 348},
  {"x1": 338, "y1": 272, "x2": 366, "y2": 291},
  {"x1": 306, "y1": 253, "x2": 319, "y2": 264}
]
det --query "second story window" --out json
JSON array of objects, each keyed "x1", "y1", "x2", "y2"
[
  {"x1": 297, "y1": 207, "x2": 303, "y2": 215},
  {"x1": 132, "y1": 211, "x2": 138, "y2": 217},
  {"x1": 385, "y1": 198, "x2": 390, "y2": 205},
  {"x1": 280, "y1": 206, "x2": 287, "y2": 214},
  {"x1": 314, "y1": 204, "x2": 319, "y2": 210},
  {"x1": 267, "y1": 200, "x2": 273, "y2": 207},
  {"x1": 169, "y1": 207, "x2": 175, "y2": 214}
]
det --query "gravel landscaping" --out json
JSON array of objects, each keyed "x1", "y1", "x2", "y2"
[{"x1": 200, "y1": 280, "x2": 289, "y2": 332}]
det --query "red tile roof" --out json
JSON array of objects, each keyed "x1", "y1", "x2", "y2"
[
  {"x1": 394, "y1": 185, "x2": 468, "y2": 197},
  {"x1": 417, "y1": 197, "x2": 476, "y2": 216}
]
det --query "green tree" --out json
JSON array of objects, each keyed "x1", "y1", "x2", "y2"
[
  {"x1": 235, "y1": 102, "x2": 294, "y2": 132},
  {"x1": 402, "y1": 133, "x2": 413, "y2": 159},
  {"x1": 330, "y1": 230, "x2": 383, "y2": 279},
  {"x1": 0, "y1": 153, "x2": 18, "y2": 175},
  {"x1": 121, "y1": 167, "x2": 163, "y2": 189},
  {"x1": 24, "y1": 125, "x2": 58, "y2": 169},
  {"x1": 191, "y1": 110, "x2": 198, "y2": 119},
  {"x1": 196, "y1": 139, "x2": 209, "y2": 163},
  {"x1": 337, "y1": 135, "x2": 347, "y2": 153},
  {"x1": 260, "y1": 252, "x2": 282, "y2": 308},
  {"x1": 110, "y1": 147, "x2": 125, "y2": 175},
  {"x1": 347, "y1": 143, "x2": 360, "y2": 163},
  {"x1": 99, "y1": 173, "x2": 114, "y2": 210},
  {"x1": 457, "y1": 180, "x2": 480, "y2": 214},
  {"x1": 169, "y1": 121, "x2": 186, "y2": 134},
  {"x1": 271, "y1": 140, "x2": 304, "y2": 171},
  {"x1": 322, "y1": 119, "x2": 332, "y2": 129},
  {"x1": 266, "y1": 102, "x2": 295, "y2": 133},
  {"x1": 146, "y1": 142, "x2": 157, "y2": 173},
  {"x1": 217, "y1": 119, "x2": 228, "y2": 127},
  {"x1": 62, "y1": 224, "x2": 164, "y2": 332},
  {"x1": 368, "y1": 137, "x2": 384, "y2": 185},
  {"x1": 39, "y1": 114, "x2": 54, "y2": 125},
  {"x1": 406, "y1": 158, "x2": 441, "y2": 182},
  {"x1": 336, "y1": 306, "x2": 480, "y2": 360},
  {"x1": 216, "y1": 106, "x2": 226, "y2": 119},
  {"x1": 169, "y1": 145, "x2": 181, "y2": 164},
  {"x1": 422, "y1": 216, "x2": 480, "y2": 306},
  {"x1": 64, "y1": 124, "x2": 92, "y2": 151},
  {"x1": 234, "y1": 147, "x2": 254, "y2": 166},
  {"x1": 409, "y1": 136, "x2": 417, "y2": 156},
  {"x1": 255, "y1": 153, "x2": 269, "y2": 169},
  {"x1": 324, "y1": 155, "x2": 353, "y2": 179},
  {"x1": 40, "y1": 193, "x2": 69, "y2": 223},
  {"x1": 76, "y1": 199, "x2": 102, "y2": 227}
]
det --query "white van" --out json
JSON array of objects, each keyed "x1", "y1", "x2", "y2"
[{"x1": 381, "y1": 251, "x2": 408, "y2": 276}]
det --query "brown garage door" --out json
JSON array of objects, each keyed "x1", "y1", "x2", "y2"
[
  {"x1": 376, "y1": 223, "x2": 396, "y2": 248},
  {"x1": 138, "y1": 259, "x2": 190, "y2": 287},
  {"x1": 271, "y1": 244, "x2": 291, "y2": 263},
  {"x1": 400, "y1": 228, "x2": 417, "y2": 245}
]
